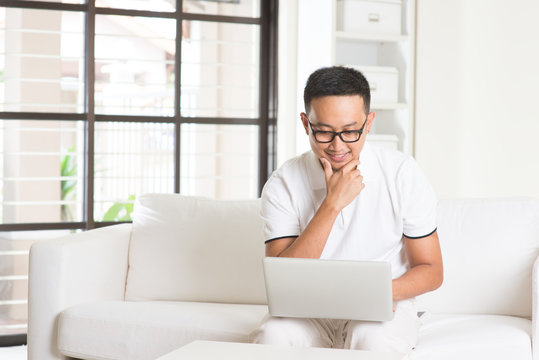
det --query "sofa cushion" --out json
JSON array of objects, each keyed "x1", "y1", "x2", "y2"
[
  {"x1": 417, "y1": 198, "x2": 539, "y2": 317},
  {"x1": 125, "y1": 194, "x2": 267, "y2": 304},
  {"x1": 411, "y1": 314, "x2": 532, "y2": 360},
  {"x1": 57, "y1": 301, "x2": 268, "y2": 360}
]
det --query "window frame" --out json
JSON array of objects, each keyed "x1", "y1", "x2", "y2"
[{"x1": 0, "y1": 0, "x2": 278, "y2": 232}]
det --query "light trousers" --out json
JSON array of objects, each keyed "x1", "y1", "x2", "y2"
[{"x1": 249, "y1": 299, "x2": 420, "y2": 353}]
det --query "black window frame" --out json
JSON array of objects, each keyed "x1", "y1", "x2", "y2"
[
  {"x1": 0, "y1": 0, "x2": 278, "y2": 232},
  {"x1": 0, "y1": 0, "x2": 277, "y2": 346}
]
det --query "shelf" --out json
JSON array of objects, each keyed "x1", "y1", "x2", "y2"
[
  {"x1": 331, "y1": 0, "x2": 415, "y2": 154},
  {"x1": 367, "y1": 133, "x2": 399, "y2": 141},
  {"x1": 335, "y1": 31, "x2": 409, "y2": 43},
  {"x1": 371, "y1": 102, "x2": 408, "y2": 110},
  {"x1": 366, "y1": 133, "x2": 399, "y2": 150}
]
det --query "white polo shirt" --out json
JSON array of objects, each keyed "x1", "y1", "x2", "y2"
[{"x1": 261, "y1": 143, "x2": 437, "y2": 279}]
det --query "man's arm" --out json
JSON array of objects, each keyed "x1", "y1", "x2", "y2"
[
  {"x1": 265, "y1": 201, "x2": 339, "y2": 258},
  {"x1": 266, "y1": 157, "x2": 364, "y2": 258},
  {"x1": 392, "y1": 231, "x2": 443, "y2": 301}
]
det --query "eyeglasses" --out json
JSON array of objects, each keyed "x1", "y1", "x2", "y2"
[{"x1": 307, "y1": 118, "x2": 368, "y2": 143}]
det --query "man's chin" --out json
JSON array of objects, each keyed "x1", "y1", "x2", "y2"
[{"x1": 330, "y1": 162, "x2": 345, "y2": 172}]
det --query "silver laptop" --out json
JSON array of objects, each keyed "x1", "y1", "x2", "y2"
[{"x1": 263, "y1": 257, "x2": 394, "y2": 322}]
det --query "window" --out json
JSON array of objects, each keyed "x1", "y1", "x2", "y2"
[{"x1": 0, "y1": 0, "x2": 277, "y2": 344}]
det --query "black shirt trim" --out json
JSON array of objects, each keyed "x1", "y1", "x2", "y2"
[
  {"x1": 264, "y1": 235, "x2": 299, "y2": 244},
  {"x1": 403, "y1": 228, "x2": 437, "y2": 240}
]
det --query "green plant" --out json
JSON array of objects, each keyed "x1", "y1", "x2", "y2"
[
  {"x1": 60, "y1": 147, "x2": 136, "y2": 222},
  {"x1": 60, "y1": 145, "x2": 77, "y2": 221},
  {"x1": 101, "y1": 194, "x2": 136, "y2": 222}
]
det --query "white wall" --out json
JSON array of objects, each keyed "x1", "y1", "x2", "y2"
[
  {"x1": 276, "y1": 0, "x2": 299, "y2": 167},
  {"x1": 277, "y1": 0, "x2": 333, "y2": 166},
  {"x1": 415, "y1": 0, "x2": 539, "y2": 200},
  {"x1": 294, "y1": 0, "x2": 334, "y2": 157}
]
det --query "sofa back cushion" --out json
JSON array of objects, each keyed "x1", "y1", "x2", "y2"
[
  {"x1": 417, "y1": 198, "x2": 539, "y2": 317},
  {"x1": 125, "y1": 194, "x2": 267, "y2": 304}
]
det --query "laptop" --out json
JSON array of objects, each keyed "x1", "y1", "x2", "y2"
[{"x1": 263, "y1": 257, "x2": 394, "y2": 322}]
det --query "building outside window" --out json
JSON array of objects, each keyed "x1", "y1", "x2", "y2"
[{"x1": 0, "y1": 0, "x2": 277, "y2": 344}]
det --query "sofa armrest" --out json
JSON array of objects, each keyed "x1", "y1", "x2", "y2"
[
  {"x1": 533, "y1": 254, "x2": 539, "y2": 360},
  {"x1": 28, "y1": 224, "x2": 132, "y2": 360}
]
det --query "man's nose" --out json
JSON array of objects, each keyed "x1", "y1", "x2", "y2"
[{"x1": 329, "y1": 133, "x2": 346, "y2": 148}]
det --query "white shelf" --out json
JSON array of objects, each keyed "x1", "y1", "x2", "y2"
[
  {"x1": 332, "y1": 0, "x2": 416, "y2": 154},
  {"x1": 335, "y1": 31, "x2": 408, "y2": 43},
  {"x1": 366, "y1": 133, "x2": 399, "y2": 150},
  {"x1": 368, "y1": 133, "x2": 399, "y2": 141}
]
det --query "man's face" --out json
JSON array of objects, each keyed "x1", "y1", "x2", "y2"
[{"x1": 301, "y1": 95, "x2": 374, "y2": 171}]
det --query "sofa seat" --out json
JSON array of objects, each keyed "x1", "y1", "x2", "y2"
[
  {"x1": 59, "y1": 302, "x2": 533, "y2": 360},
  {"x1": 57, "y1": 301, "x2": 269, "y2": 360},
  {"x1": 411, "y1": 314, "x2": 532, "y2": 360}
]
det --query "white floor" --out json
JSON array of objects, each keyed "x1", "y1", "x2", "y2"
[{"x1": 0, "y1": 345, "x2": 26, "y2": 360}]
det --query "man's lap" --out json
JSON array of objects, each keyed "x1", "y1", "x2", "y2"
[{"x1": 250, "y1": 299, "x2": 419, "y2": 353}]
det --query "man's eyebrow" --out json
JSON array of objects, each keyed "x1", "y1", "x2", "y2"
[{"x1": 315, "y1": 121, "x2": 358, "y2": 128}]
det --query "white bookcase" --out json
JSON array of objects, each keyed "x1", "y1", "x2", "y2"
[{"x1": 332, "y1": 0, "x2": 416, "y2": 154}]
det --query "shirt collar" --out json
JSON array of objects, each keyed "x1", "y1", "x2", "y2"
[
  {"x1": 306, "y1": 150, "x2": 326, "y2": 190},
  {"x1": 358, "y1": 142, "x2": 376, "y2": 183}
]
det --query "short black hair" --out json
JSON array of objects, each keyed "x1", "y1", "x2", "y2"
[{"x1": 303, "y1": 66, "x2": 371, "y2": 115}]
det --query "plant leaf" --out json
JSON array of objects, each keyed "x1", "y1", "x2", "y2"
[{"x1": 102, "y1": 203, "x2": 124, "y2": 221}]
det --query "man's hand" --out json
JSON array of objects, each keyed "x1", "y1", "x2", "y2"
[
  {"x1": 266, "y1": 157, "x2": 364, "y2": 258},
  {"x1": 320, "y1": 157, "x2": 365, "y2": 212}
]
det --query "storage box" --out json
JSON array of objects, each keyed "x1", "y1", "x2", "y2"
[
  {"x1": 337, "y1": 0, "x2": 402, "y2": 35},
  {"x1": 348, "y1": 65, "x2": 399, "y2": 103}
]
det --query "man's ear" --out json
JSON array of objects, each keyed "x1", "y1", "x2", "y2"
[
  {"x1": 300, "y1": 112, "x2": 310, "y2": 135},
  {"x1": 366, "y1": 111, "x2": 375, "y2": 134}
]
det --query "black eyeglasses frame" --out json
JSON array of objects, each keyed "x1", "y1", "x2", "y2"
[{"x1": 307, "y1": 117, "x2": 368, "y2": 143}]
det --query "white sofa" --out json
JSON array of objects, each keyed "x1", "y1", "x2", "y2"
[{"x1": 28, "y1": 194, "x2": 539, "y2": 360}]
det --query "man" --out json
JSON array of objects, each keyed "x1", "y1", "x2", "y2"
[{"x1": 250, "y1": 66, "x2": 443, "y2": 353}]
